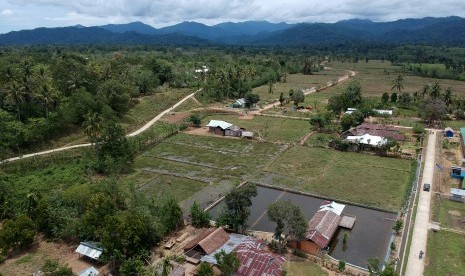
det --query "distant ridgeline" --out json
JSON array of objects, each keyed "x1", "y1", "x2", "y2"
[{"x1": 1, "y1": 17, "x2": 465, "y2": 46}]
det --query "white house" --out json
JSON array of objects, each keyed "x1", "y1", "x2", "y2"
[{"x1": 346, "y1": 134, "x2": 387, "y2": 146}]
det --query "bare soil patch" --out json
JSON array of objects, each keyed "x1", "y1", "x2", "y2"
[
  {"x1": 160, "y1": 112, "x2": 189, "y2": 124},
  {"x1": 0, "y1": 240, "x2": 101, "y2": 276}
]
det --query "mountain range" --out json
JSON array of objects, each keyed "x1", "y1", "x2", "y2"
[{"x1": 1, "y1": 16, "x2": 464, "y2": 46}]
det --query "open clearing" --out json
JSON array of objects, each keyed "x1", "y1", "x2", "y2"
[
  {"x1": 328, "y1": 60, "x2": 465, "y2": 97},
  {"x1": 262, "y1": 146, "x2": 414, "y2": 210},
  {"x1": 425, "y1": 231, "x2": 465, "y2": 276},
  {"x1": 253, "y1": 71, "x2": 343, "y2": 104},
  {"x1": 202, "y1": 114, "x2": 311, "y2": 143},
  {"x1": 284, "y1": 259, "x2": 328, "y2": 276}
]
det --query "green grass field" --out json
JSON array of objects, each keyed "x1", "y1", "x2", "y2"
[
  {"x1": 253, "y1": 71, "x2": 343, "y2": 104},
  {"x1": 433, "y1": 199, "x2": 465, "y2": 230},
  {"x1": 328, "y1": 60, "x2": 465, "y2": 97},
  {"x1": 284, "y1": 260, "x2": 328, "y2": 276},
  {"x1": 263, "y1": 146, "x2": 414, "y2": 210},
  {"x1": 202, "y1": 114, "x2": 311, "y2": 143},
  {"x1": 121, "y1": 88, "x2": 193, "y2": 132},
  {"x1": 425, "y1": 231, "x2": 465, "y2": 276}
]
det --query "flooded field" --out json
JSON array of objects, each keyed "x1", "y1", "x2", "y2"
[{"x1": 210, "y1": 185, "x2": 397, "y2": 268}]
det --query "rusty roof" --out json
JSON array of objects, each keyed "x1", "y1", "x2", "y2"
[
  {"x1": 184, "y1": 228, "x2": 216, "y2": 251},
  {"x1": 234, "y1": 238, "x2": 285, "y2": 276},
  {"x1": 306, "y1": 201, "x2": 343, "y2": 248},
  {"x1": 198, "y1": 228, "x2": 230, "y2": 255},
  {"x1": 352, "y1": 123, "x2": 405, "y2": 141},
  {"x1": 184, "y1": 228, "x2": 230, "y2": 255}
]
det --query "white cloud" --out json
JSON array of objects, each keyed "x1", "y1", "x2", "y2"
[
  {"x1": 0, "y1": 9, "x2": 13, "y2": 16},
  {"x1": 1, "y1": 0, "x2": 465, "y2": 32}
]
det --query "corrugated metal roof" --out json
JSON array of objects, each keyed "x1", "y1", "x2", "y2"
[
  {"x1": 306, "y1": 201, "x2": 344, "y2": 248},
  {"x1": 206, "y1": 120, "x2": 233, "y2": 130},
  {"x1": 234, "y1": 238, "x2": 285, "y2": 276},
  {"x1": 78, "y1": 266, "x2": 99, "y2": 276},
  {"x1": 75, "y1": 242, "x2": 103, "y2": 260},
  {"x1": 242, "y1": 131, "x2": 254, "y2": 138},
  {"x1": 200, "y1": 234, "x2": 249, "y2": 264},
  {"x1": 346, "y1": 134, "x2": 387, "y2": 146},
  {"x1": 236, "y1": 98, "x2": 246, "y2": 105},
  {"x1": 451, "y1": 188, "x2": 465, "y2": 197}
]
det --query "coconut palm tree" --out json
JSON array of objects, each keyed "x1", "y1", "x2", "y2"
[
  {"x1": 4, "y1": 82, "x2": 24, "y2": 120},
  {"x1": 429, "y1": 82, "x2": 442, "y2": 100},
  {"x1": 36, "y1": 83, "x2": 58, "y2": 118},
  {"x1": 443, "y1": 86, "x2": 454, "y2": 107},
  {"x1": 391, "y1": 74, "x2": 404, "y2": 93},
  {"x1": 82, "y1": 112, "x2": 103, "y2": 146}
]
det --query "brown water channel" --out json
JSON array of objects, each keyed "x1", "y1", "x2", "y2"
[{"x1": 209, "y1": 185, "x2": 397, "y2": 268}]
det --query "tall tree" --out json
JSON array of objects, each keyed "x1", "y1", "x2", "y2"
[
  {"x1": 217, "y1": 184, "x2": 257, "y2": 233},
  {"x1": 4, "y1": 82, "x2": 24, "y2": 120},
  {"x1": 429, "y1": 82, "x2": 442, "y2": 100},
  {"x1": 267, "y1": 200, "x2": 308, "y2": 244},
  {"x1": 190, "y1": 201, "x2": 211, "y2": 228},
  {"x1": 82, "y1": 112, "x2": 103, "y2": 146},
  {"x1": 293, "y1": 90, "x2": 305, "y2": 106},
  {"x1": 214, "y1": 250, "x2": 240, "y2": 276},
  {"x1": 391, "y1": 74, "x2": 404, "y2": 93},
  {"x1": 36, "y1": 83, "x2": 58, "y2": 118}
]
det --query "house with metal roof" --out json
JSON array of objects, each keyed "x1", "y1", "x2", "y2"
[
  {"x1": 206, "y1": 120, "x2": 242, "y2": 137},
  {"x1": 232, "y1": 98, "x2": 246, "y2": 108},
  {"x1": 290, "y1": 201, "x2": 346, "y2": 255},
  {"x1": 78, "y1": 266, "x2": 99, "y2": 276},
  {"x1": 233, "y1": 238, "x2": 285, "y2": 276},
  {"x1": 346, "y1": 134, "x2": 387, "y2": 147},
  {"x1": 75, "y1": 242, "x2": 103, "y2": 260},
  {"x1": 343, "y1": 123, "x2": 405, "y2": 141}
]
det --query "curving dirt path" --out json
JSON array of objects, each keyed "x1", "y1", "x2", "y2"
[
  {"x1": 251, "y1": 69, "x2": 356, "y2": 114},
  {"x1": 0, "y1": 90, "x2": 199, "y2": 164}
]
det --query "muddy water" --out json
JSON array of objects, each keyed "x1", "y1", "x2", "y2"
[{"x1": 209, "y1": 185, "x2": 397, "y2": 268}]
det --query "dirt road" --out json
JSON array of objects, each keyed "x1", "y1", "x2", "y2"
[
  {"x1": 0, "y1": 91, "x2": 198, "y2": 164},
  {"x1": 252, "y1": 70, "x2": 356, "y2": 114}
]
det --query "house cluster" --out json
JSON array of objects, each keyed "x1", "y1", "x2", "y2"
[
  {"x1": 178, "y1": 227, "x2": 285, "y2": 276},
  {"x1": 449, "y1": 127, "x2": 465, "y2": 199},
  {"x1": 289, "y1": 201, "x2": 355, "y2": 255},
  {"x1": 342, "y1": 123, "x2": 405, "y2": 147},
  {"x1": 206, "y1": 120, "x2": 253, "y2": 139}
]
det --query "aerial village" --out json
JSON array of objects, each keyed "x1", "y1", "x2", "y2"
[{"x1": 2, "y1": 51, "x2": 465, "y2": 276}]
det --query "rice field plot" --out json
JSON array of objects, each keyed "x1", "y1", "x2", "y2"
[
  {"x1": 122, "y1": 170, "x2": 208, "y2": 202},
  {"x1": 264, "y1": 146, "x2": 414, "y2": 210},
  {"x1": 202, "y1": 114, "x2": 311, "y2": 143},
  {"x1": 134, "y1": 133, "x2": 284, "y2": 188}
]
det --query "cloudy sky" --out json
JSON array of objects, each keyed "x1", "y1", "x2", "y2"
[{"x1": 0, "y1": 0, "x2": 464, "y2": 34}]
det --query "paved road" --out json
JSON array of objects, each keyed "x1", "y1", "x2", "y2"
[
  {"x1": 405, "y1": 130, "x2": 437, "y2": 276},
  {"x1": 0, "y1": 91, "x2": 198, "y2": 164}
]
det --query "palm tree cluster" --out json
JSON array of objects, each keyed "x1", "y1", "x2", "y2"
[{"x1": 2, "y1": 61, "x2": 58, "y2": 120}]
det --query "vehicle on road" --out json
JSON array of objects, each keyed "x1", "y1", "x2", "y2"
[{"x1": 423, "y1": 183, "x2": 431, "y2": 191}]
